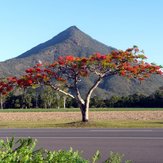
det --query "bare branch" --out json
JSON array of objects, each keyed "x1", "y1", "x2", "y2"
[
  {"x1": 74, "y1": 75, "x2": 85, "y2": 105},
  {"x1": 50, "y1": 84, "x2": 75, "y2": 99},
  {"x1": 86, "y1": 76, "x2": 103, "y2": 104}
]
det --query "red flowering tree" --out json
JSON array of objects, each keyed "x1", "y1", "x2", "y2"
[
  {"x1": 12, "y1": 47, "x2": 163, "y2": 121},
  {"x1": 0, "y1": 77, "x2": 17, "y2": 109}
]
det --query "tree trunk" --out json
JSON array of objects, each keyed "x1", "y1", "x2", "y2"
[
  {"x1": 0, "y1": 94, "x2": 3, "y2": 109},
  {"x1": 80, "y1": 104, "x2": 89, "y2": 122},
  {"x1": 63, "y1": 96, "x2": 66, "y2": 109},
  {"x1": 35, "y1": 89, "x2": 38, "y2": 108},
  {"x1": 79, "y1": 77, "x2": 102, "y2": 122}
]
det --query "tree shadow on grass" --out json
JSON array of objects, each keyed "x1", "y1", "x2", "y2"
[
  {"x1": 151, "y1": 121, "x2": 163, "y2": 125},
  {"x1": 143, "y1": 121, "x2": 163, "y2": 127},
  {"x1": 55, "y1": 121, "x2": 97, "y2": 128}
]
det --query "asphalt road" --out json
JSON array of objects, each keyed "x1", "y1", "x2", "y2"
[{"x1": 1, "y1": 128, "x2": 163, "y2": 163}]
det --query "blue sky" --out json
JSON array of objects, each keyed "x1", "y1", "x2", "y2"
[{"x1": 0, "y1": 0, "x2": 163, "y2": 65}]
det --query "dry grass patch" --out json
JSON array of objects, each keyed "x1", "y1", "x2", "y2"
[{"x1": 0, "y1": 111, "x2": 163, "y2": 121}]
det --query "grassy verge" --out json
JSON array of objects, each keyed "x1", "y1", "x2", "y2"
[
  {"x1": 1, "y1": 108, "x2": 163, "y2": 128},
  {"x1": 0, "y1": 120, "x2": 163, "y2": 128},
  {"x1": 0, "y1": 108, "x2": 163, "y2": 112}
]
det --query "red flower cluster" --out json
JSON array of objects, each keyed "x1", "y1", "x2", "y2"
[{"x1": 0, "y1": 77, "x2": 17, "y2": 95}]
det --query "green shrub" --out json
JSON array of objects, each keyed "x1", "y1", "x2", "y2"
[
  {"x1": 0, "y1": 138, "x2": 89, "y2": 163},
  {"x1": 104, "y1": 151, "x2": 132, "y2": 163},
  {"x1": 0, "y1": 138, "x2": 132, "y2": 163},
  {"x1": 0, "y1": 137, "x2": 44, "y2": 163}
]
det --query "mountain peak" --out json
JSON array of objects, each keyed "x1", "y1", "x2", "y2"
[
  {"x1": 16, "y1": 25, "x2": 116, "y2": 60},
  {"x1": 66, "y1": 25, "x2": 79, "y2": 31},
  {"x1": 63, "y1": 26, "x2": 81, "y2": 37},
  {"x1": 53, "y1": 25, "x2": 82, "y2": 40}
]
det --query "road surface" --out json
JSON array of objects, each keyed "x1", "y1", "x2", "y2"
[{"x1": 1, "y1": 128, "x2": 163, "y2": 163}]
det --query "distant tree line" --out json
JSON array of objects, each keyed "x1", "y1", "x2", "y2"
[
  {"x1": 3, "y1": 86, "x2": 67, "y2": 109},
  {"x1": 90, "y1": 89, "x2": 163, "y2": 108},
  {"x1": 1, "y1": 86, "x2": 163, "y2": 109}
]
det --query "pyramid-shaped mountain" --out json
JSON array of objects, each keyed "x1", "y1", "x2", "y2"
[
  {"x1": 0, "y1": 26, "x2": 163, "y2": 98},
  {"x1": 17, "y1": 26, "x2": 115, "y2": 59},
  {"x1": 0, "y1": 26, "x2": 115, "y2": 77}
]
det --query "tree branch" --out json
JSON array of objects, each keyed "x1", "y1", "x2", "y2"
[
  {"x1": 74, "y1": 75, "x2": 85, "y2": 105},
  {"x1": 86, "y1": 75, "x2": 104, "y2": 104},
  {"x1": 50, "y1": 84, "x2": 75, "y2": 99}
]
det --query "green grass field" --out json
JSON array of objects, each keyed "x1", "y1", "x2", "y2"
[{"x1": 0, "y1": 120, "x2": 163, "y2": 128}]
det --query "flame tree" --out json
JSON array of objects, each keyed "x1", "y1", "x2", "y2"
[
  {"x1": 2, "y1": 47, "x2": 162, "y2": 121},
  {"x1": 0, "y1": 77, "x2": 16, "y2": 109}
]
